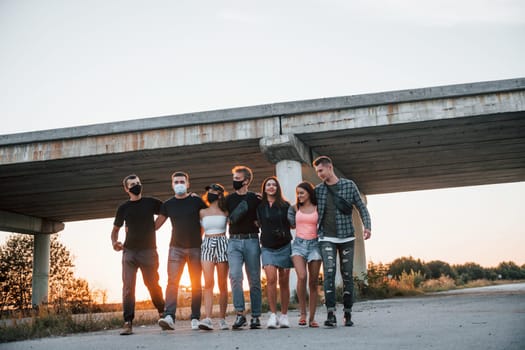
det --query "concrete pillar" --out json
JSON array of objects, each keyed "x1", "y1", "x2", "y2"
[
  {"x1": 32, "y1": 234, "x2": 51, "y2": 307},
  {"x1": 275, "y1": 159, "x2": 302, "y2": 298},
  {"x1": 276, "y1": 160, "x2": 302, "y2": 206},
  {"x1": 0, "y1": 211, "x2": 64, "y2": 308},
  {"x1": 352, "y1": 194, "x2": 368, "y2": 282}
]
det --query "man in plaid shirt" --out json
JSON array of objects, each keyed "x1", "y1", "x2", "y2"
[{"x1": 313, "y1": 156, "x2": 372, "y2": 327}]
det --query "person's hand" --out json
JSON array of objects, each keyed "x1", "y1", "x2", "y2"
[
  {"x1": 112, "y1": 241, "x2": 124, "y2": 251},
  {"x1": 363, "y1": 229, "x2": 372, "y2": 240}
]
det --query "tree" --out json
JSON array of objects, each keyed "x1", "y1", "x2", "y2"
[
  {"x1": 388, "y1": 256, "x2": 431, "y2": 279},
  {"x1": 453, "y1": 262, "x2": 487, "y2": 283},
  {"x1": 425, "y1": 260, "x2": 456, "y2": 279},
  {"x1": 0, "y1": 234, "x2": 93, "y2": 314},
  {"x1": 0, "y1": 234, "x2": 33, "y2": 312},
  {"x1": 495, "y1": 261, "x2": 525, "y2": 280}
]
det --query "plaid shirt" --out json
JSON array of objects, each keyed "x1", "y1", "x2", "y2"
[{"x1": 315, "y1": 178, "x2": 371, "y2": 239}]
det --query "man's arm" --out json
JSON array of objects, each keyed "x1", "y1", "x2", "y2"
[
  {"x1": 111, "y1": 226, "x2": 124, "y2": 251},
  {"x1": 155, "y1": 214, "x2": 168, "y2": 230},
  {"x1": 351, "y1": 182, "x2": 372, "y2": 240},
  {"x1": 287, "y1": 205, "x2": 297, "y2": 228}
]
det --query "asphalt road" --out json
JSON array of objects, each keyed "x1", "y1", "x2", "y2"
[{"x1": 2, "y1": 283, "x2": 524, "y2": 350}]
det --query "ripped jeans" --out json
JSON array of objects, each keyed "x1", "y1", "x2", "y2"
[{"x1": 319, "y1": 240, "x2": 355, "y2": 312}]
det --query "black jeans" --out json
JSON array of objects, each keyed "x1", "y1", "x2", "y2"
[
  {"x1": 319, "y1": 240, "x2": 355, "y2": 312},
  {"x1": 122, "y1": 248, "x2": 165, "y2": 322}
]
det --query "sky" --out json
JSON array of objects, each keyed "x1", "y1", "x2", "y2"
[{"x1": 0, "y1": 0, "x2": 524, "y2": 303}]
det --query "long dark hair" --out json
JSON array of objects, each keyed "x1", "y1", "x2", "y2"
[
  {"x1": 260, "y1": 176, "x2": 288, "y2": 207},
  {"x1": 296, "y1": 181, "x2": 317, "y2": 206}
]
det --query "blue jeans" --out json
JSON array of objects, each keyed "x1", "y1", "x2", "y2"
[
  {"x1": 164, "y1": 247, "x2": 202, "y2": 320},
  {"x1": 319, "y1": 240, "x2": 355, "y2": 312},
  {"x1": 122, "y1": 248, "x2": 165, "y2": 322},
  {"x1": 227, "y1": 238, "x2": 262, "y2": 317}
]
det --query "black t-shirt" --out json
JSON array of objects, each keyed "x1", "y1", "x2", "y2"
[
  {"x1": 225, "y1": 192, "x2": 261, "y2": 235},
  {"x1": 160, "y1": 195, "x2": 207, "y2": 248},
  {"x1": 113, "y1": 197, "x2": 162, "y2": 250},
  {"x1": 257, "y1": 201, "x2": 292, "y2": 249}
]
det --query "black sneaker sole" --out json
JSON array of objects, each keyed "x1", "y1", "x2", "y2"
[
  {"x1": 158, "y1": 320, "x2": 175, "y2": 330},
  {"x1": 232, "y1": 323, "x2": 247, "y2": 329}
]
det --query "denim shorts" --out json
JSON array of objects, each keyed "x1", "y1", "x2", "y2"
[
  {"x1": 291, "y1": 237, "x2": 322, "y2": 263},
  {"x1": 261, "y1": 243, "x2": 293, "y2": 268}
]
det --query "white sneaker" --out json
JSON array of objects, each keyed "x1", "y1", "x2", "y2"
[
  {"x1": 219, "y1": 318, "x2": 229, "y2": 330},
  {"x1": 267, "y1": 313, "x2": 278, "y2": 329},
  {"x1": 198, "y1": 318, "x2": 213, "y2": 330},
  {"x1": 279, "y1": 314, "x2": 290, "y2": 328},
  {"x1": 158, "y1": 315, "x2": 175, "y2": 330},
  {"x1": 191, "y1": 318, "x2": 200, "y2": 330}
]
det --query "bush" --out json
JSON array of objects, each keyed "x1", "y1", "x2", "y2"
[
  {"x1": 426, "y1": 260, "x2": 456, "y2": 280},
  {"x1": 454, "y1": 262, "x2": 486, "y2": 283},
  {"x1": 421, "y1": 275, "x2": 456, "y2": 292},
  {"x1": 389, "y1": 256, "x2": 430, "y2": 279},
  {"x1": 358, "y1": 262, "x2": 392, "y2": 299},
  {"x1": 495, "y1": 261, "x2": 525, "y2": 280}
]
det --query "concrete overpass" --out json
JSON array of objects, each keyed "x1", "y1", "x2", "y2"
[{"x1": 1, "y1": 78, "x2": 524, "y2": 306}]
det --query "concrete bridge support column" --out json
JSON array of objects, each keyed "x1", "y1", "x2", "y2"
[
  {"x1": 352, "y1": 195, "x2": 368, "y2": 282},
  {"x1": 275, "y1": 160, "x2": 302, "y2": 205},
  {"x1": 32, "y1": 234, "x2": 51, "y2": 307},
  {"x1": 0, "y1": 210, "x2": 64, "y2": 307},
  {"x1": 275, "y1": 160, "x2": 302, "y2": 296},
  {"x1": 260, "y1": 134, "x2": 312, "y2": 206}
]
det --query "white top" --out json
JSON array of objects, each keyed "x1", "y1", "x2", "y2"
[
  {"x1": 318, "y1": 236, "x2": 355, "y2": 243},
  {"x1": 201, "y1": 215, "x2": 227, "y2": 235}
]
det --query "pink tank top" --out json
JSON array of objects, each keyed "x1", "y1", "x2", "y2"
[{"x1": 295, "y1": 208, "x2": 318, "y2": 240}]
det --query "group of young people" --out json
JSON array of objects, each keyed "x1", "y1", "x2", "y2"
[{"x1": 111, "y1": 156, "x2": 372, "y2": 336}]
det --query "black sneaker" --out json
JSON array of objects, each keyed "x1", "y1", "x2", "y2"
[
  {"x1": 250, "y1": 317, "x2": 261, "y2": 329},
  {"x1": 232, "y1": 314, "x2": 247, "y2": 329},
  {"x1": 344, "y1": 312, "x2": 354, "y2": 327},
  {"x1": 324, "y1": 311, "x2": 337, "y2": 327}
]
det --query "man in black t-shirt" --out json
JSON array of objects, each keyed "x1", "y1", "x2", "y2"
[
  {"x1": 156, "y1": 171, "x2": 207, "y2": 331},
  {"x1": 226, "y1": 165, "x2": 262, "y2": 329},
  {"x1": 111, "y1": 174, "x2": 165, "y2": 336}
]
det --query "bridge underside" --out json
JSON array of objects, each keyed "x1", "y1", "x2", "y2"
[{"x1": 1, "y1": 110, "x2": 524, "y2": 223}]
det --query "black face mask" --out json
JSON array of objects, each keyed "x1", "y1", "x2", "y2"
[
  {"x1": 129, "y1": 184, "x2": 142, "y2": 195},
  {"x1": 207, "y1": 193, "x2": 219, "y2": 203},
  {"x1": 233, "y1": 180, "x2": 244, "y2": 190}
]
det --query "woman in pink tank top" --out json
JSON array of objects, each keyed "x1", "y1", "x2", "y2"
[{"x1": 288, "y1": 181, "x2": 322, "y2": 328}]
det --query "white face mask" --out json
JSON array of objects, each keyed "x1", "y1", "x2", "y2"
[{"x1": 173, "y1": 183, "x2": 187, "y2": 195}]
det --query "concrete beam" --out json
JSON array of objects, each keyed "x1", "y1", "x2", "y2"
[
  {"x1": 0, "y1": 210, "x2": 64, "y2": 234},
  {"x1": 259, "y1": 134, "x2": 312, "y2": 164},
  {"x1": 2, "y1": 78, "x2": 523, "y2": 145},
  {"x1": 281, "y1": 91, "x2": 525, "y2": 134},
  {"x1": 0, "y1": 118, "x2": 279, "y2": 164}
]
